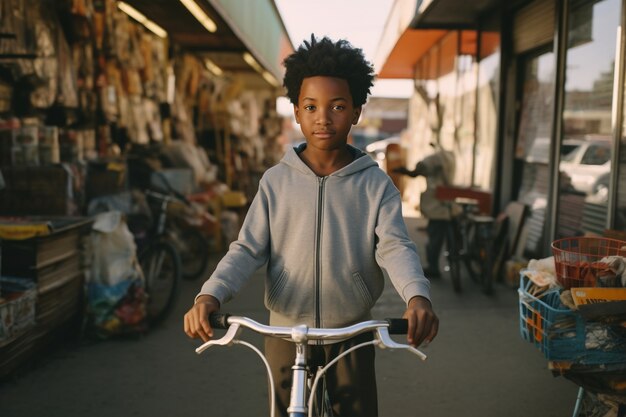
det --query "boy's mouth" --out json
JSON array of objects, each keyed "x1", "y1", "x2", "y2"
[{"x1": 313, "y1": 130, "x2": 335, "y2": 138}]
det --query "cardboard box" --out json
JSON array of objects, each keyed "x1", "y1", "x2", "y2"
[{"x1": 570, "y1": 287, "x2": 626, "y2": 306}]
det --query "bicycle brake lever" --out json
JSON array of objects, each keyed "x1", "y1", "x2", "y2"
[
  {"x1": 375, "y1": 328, "x2": 427, "y2": 360},
  {"x1": 195, "y1": 323, "x2": 241, "y2": 354}
]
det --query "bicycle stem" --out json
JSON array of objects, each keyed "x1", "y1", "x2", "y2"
[{"x1": 287, "y1": 343, "x2": 308, "y2": 416}]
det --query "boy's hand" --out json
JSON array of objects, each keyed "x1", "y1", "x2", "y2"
[
  {"x1": 403, "y1": 296, "x2": 439, "y2": 348},
  {"x1": 183, "y1": 295, "x2": 220, "y2": 342}
]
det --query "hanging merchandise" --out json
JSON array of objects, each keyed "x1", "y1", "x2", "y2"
[
  {"x1": 30, "y1": 1, "x2": 59, "y2": 110},
  {"x1": 102, "y1": 60, "x2": 122, "y2": 122},
  {"x1": 126, "y1": 96, "x2": 149, "y2": 144},
  {"x1": 0, "y1": 0, "x2": 34, "y2": 79},
  {"x1": 144, "y1": 98, "x2": 163, "y2": 142},
  {"x1": 171, "y1": 92, "x2": 196, "y2": 144},
  {"x1": 159, "y1": 140, "x2": 217, "y2": 187},
  {"x1": 92, "y1": 1, "x2": 105, "y2": 50},
  {"x1": 11, "y1": 120, "x2": 38, "y2": 166},
  {"x1": 139, "y1": 34, "x2": 154, "y2": 84},
  {"x1": 52, "y1": 6, "x2": 79, "y2": 109},
  {"x1": 39, "y1": 125, "x2": 60, "y2": 165}
]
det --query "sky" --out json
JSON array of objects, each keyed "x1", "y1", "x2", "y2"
[{"x1": 273, "y1": 0, "x2": 413, "y2": 99}]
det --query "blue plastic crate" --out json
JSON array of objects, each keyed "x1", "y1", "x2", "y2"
[{"x1": 518, "y1": 273, "x2": 626, "y2": 365}]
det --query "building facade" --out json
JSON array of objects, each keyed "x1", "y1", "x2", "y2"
[{"x1": 377, "y1": 0, "x2": 626, "y2": 258}]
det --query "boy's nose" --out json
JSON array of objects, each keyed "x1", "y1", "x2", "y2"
[{"x1": 316, "y1": 110, "x2": 331, "y2": 124}]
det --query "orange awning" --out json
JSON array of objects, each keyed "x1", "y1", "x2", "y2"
[
  {"x1": 377, "y1": 29, "x2": 447, "y2": 79},
  {"x1": 378, "y1": 28, "x2": 479, "y2": 80}
]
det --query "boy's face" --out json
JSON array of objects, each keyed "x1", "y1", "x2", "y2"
[{"x1": 294, "y1": 76, "x2": 361, "y2": 151}]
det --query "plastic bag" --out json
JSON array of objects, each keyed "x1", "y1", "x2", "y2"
[
  {"x1": 524, "y1": 256, "x2": 559, "y2": 288},
  {"x1": 90, "y1": 211, "x2": 142, "y2": 286},
  {"x1": 86, "y1": 211, "x2": 146, "y2": 337}
]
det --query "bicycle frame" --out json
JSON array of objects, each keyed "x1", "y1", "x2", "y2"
[
  {"x1": 443, "y1": 198, "x2": 496, "y2": 294},
  {"x1": 196, "y1": 315, "x2": 426, "y2": 417}
]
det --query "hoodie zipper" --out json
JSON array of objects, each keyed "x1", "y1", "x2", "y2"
[{"x1": 314, "y1": 176, "x2": 326, "y2": 329}]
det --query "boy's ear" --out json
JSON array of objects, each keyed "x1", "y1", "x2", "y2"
[
  {"x1": 352, "y1": 107, "x2": 362, "y2": 125},
  {"x1": 293, "y1": 104, "x2": 301, "y2": 124}
]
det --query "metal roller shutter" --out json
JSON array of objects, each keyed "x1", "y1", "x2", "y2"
[{"x1": 513, "y1": 0, "x2": 556, "y2": 53}]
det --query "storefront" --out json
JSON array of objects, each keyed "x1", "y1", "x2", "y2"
[
  {"x1": 376, "y1": 0, "x2": 626, "y2": 258},
  {"x1": 0, "y1": 0, "x2": 293, "y2": 209},
  {"x1": 0, "y1": 0, "x2": 292, "y2": 378}
]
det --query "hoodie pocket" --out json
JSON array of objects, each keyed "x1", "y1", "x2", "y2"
[
  {"x1": 352, "y1": 272, "x2": 373, "y2": 308},
  {"x1": 266, "y1": 268, "x2": 289, "y2": 309}
]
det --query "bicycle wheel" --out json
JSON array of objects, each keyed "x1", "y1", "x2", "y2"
[
  {"x1": 178, "y1": 228, "x2": 210, "y2": 280},
  {"x1": 468, "y1": 219, "x2": 495, "y2": 295},
  {"x1": 140, "y1": 240, "x2": 181, "y2": 324},
  {"x1": 445, "y1": 223, "x2": 462, "y2": 293}
]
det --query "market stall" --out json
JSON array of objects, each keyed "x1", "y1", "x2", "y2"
[
  {"x1": 0, "y1": 217, "x2": 91, "y2": 379},
  {"x1": 0, "y1": 0, "x2": 292, "y2": 379},
  {"x1": 518, "y1": 236, "x2": 626, "y2": 416}
]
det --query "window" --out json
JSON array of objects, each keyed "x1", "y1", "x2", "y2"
[{"x1": 556, "y1": 0, "x2": 620, "y2": 237}]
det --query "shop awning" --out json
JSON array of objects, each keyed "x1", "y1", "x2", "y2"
[
  {"x1": 376, "y1": 29, "x2": 447, "y2": 79},
  {"x1": 123, "y1": 0, "x2": 293, "y2": 88},
  {"x1": 411, "y1": 0, "x2": 500, "y2": 29},
  {"x1": 207, "y1": 0, "x2": 292, "y2": 82},
  {"x1": 375, "y1": 0, "x2": 498, "y2": 79}
]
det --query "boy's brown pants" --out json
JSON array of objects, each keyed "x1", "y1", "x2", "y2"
[{"x1": 265, "y1": 332, "x2": 378, "y2": 417}]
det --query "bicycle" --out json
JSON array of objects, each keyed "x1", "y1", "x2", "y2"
[
  {"x1": 129, "y1": 188, "x2": 182, "y2": 324},
  {"x1": 150, "y1": 170, "x2": 211, "y2": 281},
  {"x1": 442, "y1": 197, "x2": 496, "y2": 294},
  {"x1": 196, "y1": 313, "x2": 427, "y2": 417}
]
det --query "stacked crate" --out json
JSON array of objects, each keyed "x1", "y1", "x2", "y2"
[{"x1": 0, "y1": 218, "x2": 90, "y2": 379}]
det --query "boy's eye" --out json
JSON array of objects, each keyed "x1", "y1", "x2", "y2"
[
  {"x1": 304, "y1": 105, "x2": 315, "y2": 111},
  {"x1": 333, "y1": 105, "x2": 345, "y2": 111}
]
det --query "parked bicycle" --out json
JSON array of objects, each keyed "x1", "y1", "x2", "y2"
[
  {"x1": 441, "y1": 197, "x2": 497, "y2": 294},
  {"x1": 150, "y1": 171, "x2": 212, "y2": 281},
  {"x1": 128, "y1": 188, "x2": 182, "y2": 324},
  {"x1": 196, "y1": 313, "x2": 427, "y2": 417},
  {"x1": 126, "y1": 146, "x2": 212, "y2": 281}
]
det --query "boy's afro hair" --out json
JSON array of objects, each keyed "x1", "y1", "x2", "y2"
[{"x1": 282, "y1": 35, "x2": 375, "y2": 107}]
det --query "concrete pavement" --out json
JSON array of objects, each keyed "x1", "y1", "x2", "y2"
[{"x1": 0, "y1": 214, "x2": 579, "y2": 417}]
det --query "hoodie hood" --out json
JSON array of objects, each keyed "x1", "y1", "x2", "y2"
[{"x1": 280, "y1": 143, "x2": 379, "y2": 177}]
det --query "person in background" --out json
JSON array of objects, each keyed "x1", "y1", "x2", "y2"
[
  {"x1": 393, "y1": 143, "x2": 456, "y2": 278},
  {"x1": 184, "y1": 35, "x2": 438, "y2": 417}
]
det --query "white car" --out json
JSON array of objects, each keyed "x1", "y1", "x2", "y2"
[
  {"x1": 526, "y1": 137, "x2": 584, "y2": 164},
  {"x1": 559, "y1": 138, "x2": 611, "y2": 194}
]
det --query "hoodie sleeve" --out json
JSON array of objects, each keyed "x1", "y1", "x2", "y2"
[
  {"x1": 196, "y1": 183, "x2": 270, "y2": 305},
  {"x1": 374, "y1": 184, "x2": 431, "y2": 304}
]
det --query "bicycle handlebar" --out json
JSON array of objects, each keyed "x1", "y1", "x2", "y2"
[
  {"x1": 195, "y1": 313, "x2": 427, "y2": 417},
  {"x1": 210, "y1": 313, "x2": 408, "y2": 337},
  {"x1": 198, "y1": 313, "x2": 426, "y2": 360}
]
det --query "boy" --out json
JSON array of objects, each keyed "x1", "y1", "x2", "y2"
[{"x1": 184, "y1": 35, "x2": 438, "y2": 417}]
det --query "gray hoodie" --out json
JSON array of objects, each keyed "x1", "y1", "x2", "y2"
[{"x1": 198, "y1": 144, "x2": 430, "y2": 329}]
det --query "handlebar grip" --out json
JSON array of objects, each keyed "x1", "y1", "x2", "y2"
[
  {"x1": 209, "y1": 312, "x2": 231, "y2": 329},
  {"x1": 385, "y1": 318, "x2": 408, "y2": 334}
]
